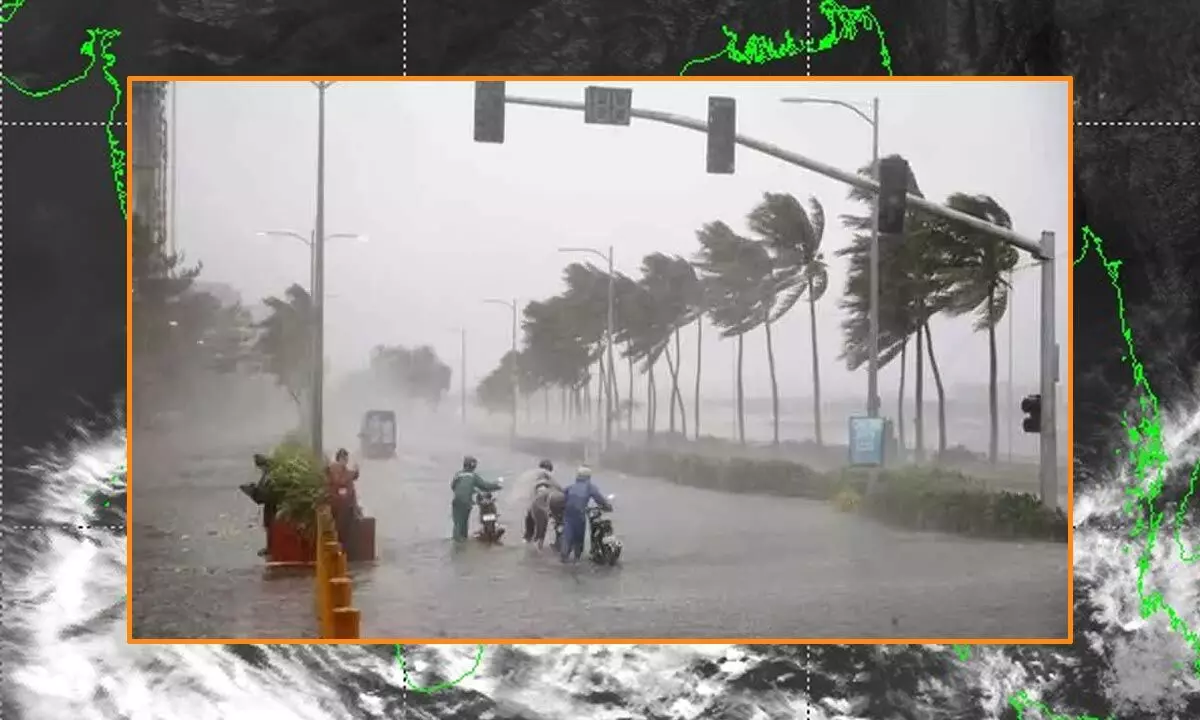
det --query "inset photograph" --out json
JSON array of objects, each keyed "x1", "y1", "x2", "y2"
[{"x1": 128, "y1": 77, "x2": 1072, "y2": 643}]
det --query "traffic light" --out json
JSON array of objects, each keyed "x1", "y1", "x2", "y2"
[
  {"x1": 877, "y1": 156, "x2": 910, "y2": 234},
  {"x1": 1021, "y1": 394, "x2": 1042, "y2": 434},
  {"x1": 706, "y1": 96, "x2": 736, "y2": 174},
  {"x1": 474, "y1": 81, "x2": 506, "y2": 144}
]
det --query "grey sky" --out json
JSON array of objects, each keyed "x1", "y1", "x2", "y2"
[{"x1": 170, "y1": 79, "x2": 1069, "y2": 404}]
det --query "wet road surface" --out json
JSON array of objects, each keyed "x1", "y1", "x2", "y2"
[{"x1": 132, "y1": 415, "x2": 1069, "y2": 640}]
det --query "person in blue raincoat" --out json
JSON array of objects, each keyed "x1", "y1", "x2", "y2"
[{"x1": 559, "y1": 466, "x2": 611, "y2": 563}]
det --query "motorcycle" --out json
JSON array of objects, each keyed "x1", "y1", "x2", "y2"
[
  {"x1": 587, "y1": 494, "x2": 621, "y2": 565},
  {"x1": 474, "y1": 487, "x2": 506, "y2": 545},
  {"x1": 550, "y1": 513, "x2": 565, "y2": 551}
]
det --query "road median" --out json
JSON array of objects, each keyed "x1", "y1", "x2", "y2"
[{"x1": 497, "y1": 434, "x2": 1068, "y2": 543}]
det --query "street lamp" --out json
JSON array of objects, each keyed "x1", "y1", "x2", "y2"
[
  {"x1": 558, "y1": 245, "x2": 615, "y2": 451},
  {"x1": 255, "y1": 229, "x2": 367, "y2": 294},
  {"x1": 483, "y1": 298, "x2": 519, "y2": 441},
  {"x1": 448, "y1": 327, "x2": 468, "y2": 425},
  {"x1": 780, "y1": 96, "x2": 881, "y2": 419}
]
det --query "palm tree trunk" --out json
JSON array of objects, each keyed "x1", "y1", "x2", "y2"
[
  {"x1": 664, "y1": 345, "x2": 680, "y2": 435},
  {"x1": 693, "y1": 318, "x2": 703, "y2": 440},
  {"x1": 647, "y1": 360, "x2": 658, "y2": 441},
  {"x1": 543, "y1": 387, "x2": 549, "y2": 425},
  {"x1": 987, "y1": 288, "x2": 999, "y2": 464},
  {"x1": 674, "y1": 328, "x2": 688, "y2": 438},
  {"x1": 561, "y1": 385, "x2": 567, "y2": 423},
  {"x1": 897, "y1": 338, "x2": 908, "y2": 456},
  {"x1": 607, "y1": 351, "x2": 620, "y2": 440},
  {"x1": 627, "y1": 353, "x2": 634, "y2": 433},
  {"x1": 584, "y1": 382, "x2": 591, "y2": 423},
  {"x1": 807, "y1": 285, "x2": 823, "y2": 446},
  {"x1": 915, "y1": 325, "x2": 926, "y2": 463},
  {"x1": 736, "y1": 333, "x2": 746, "y2": 445},
  {"x1": 595, "y1": 357, "x2": 605, "y2": 440},
  {"x1": 764, "y1": 315, "x2": 780, "y2": 445},
  {"x1": 924, "y1": 321, "x2": 948, "y2": 457}
]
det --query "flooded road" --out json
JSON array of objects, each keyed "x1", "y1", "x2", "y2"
[{"x1": 131, "y1": 414, "x2": 1069, "y2": 640}]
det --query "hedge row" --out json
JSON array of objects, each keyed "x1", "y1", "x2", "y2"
[{"x1": 507, "y1": 436, "x2": 1067, "y2": 543}]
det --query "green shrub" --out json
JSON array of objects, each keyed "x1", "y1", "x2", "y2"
[
  {"x1": 515, "y1": 435, "x2": 1067, "y2": 542},
  {"x1": 859, "y1": 471, "x2": 1065, "y2": 542},
  {"x1": 264, "y1": 442, "x2": 326, "y2": 539}
]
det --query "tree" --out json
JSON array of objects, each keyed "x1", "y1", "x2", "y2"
[
  {"x1": 694, "y1": 221, "x2": 778, "y2": 445},
  {"x1": 368, "y1": 344, "x2": 453, "y2": 408},
  {"x1": 747, "y1": 192, "x2": 831, "y2": 446},
  {"x1": 637, "y1": 253, "x2": 700, "y2": 438},
  {"x1": 837, "y1": 155, "x2": 956, "y2": 460},
  {"x1": 935, "y1": 193, "x2": 1020, "y2": 464},
  {"x1": 611, "y1": 271, "x2": 666, "y2": 440},
  {"x1": 522, "y1": 295, "x2": 593, "y2": 426},
  {"x1": 475, "y1": 349, "x2": 522, "y2": 415},
  {"x1": 252, "y1": 283, "x2": 315, "y2": 424},
  {"x1": 131, "y1": 214, "x2": 202, "y2": 365}
]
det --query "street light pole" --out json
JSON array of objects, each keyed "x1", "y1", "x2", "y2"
[
  {"x1": 605, "y1": 245, "x2": 615, "y2": 449},
  {"x1": 512, "y1": 298, "x2": 519, "y2": 439},
  {"x1": 461, "y1": 328, "x2": 468, "y2": 425},
  {"x1": 311, "y1": 80, "x2": 335, "y2": 462},
  {"x1": 868, "y1": 98, "x2": 881, "y2": 419},
  {"x1": 779, "y1": 95, "x2": 881, "y2": 418},
  {"x1": 255, "y1": 229, "x2": 365, "y2": 296},
  {"x1": 484, "y1": 298, "x2": 519, "y2": 441}
]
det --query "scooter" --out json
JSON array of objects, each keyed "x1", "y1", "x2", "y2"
[
  {"x1": 474, "y1": 489, "x2": 506, "y2": 545},
  {"x1": 587, "y1": 494, "x2": 621, "y2": 565}
]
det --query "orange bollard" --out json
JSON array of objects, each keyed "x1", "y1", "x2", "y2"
[
  {"x1": 319, "y1": 541, "x2": 340, "y2": 636},
  {"x1": 333, "y1": 549, "x2": 347, "y2": 579},
  {"x1": 328, "y1": 576, "x2": 352, "y2": 610},
  {"x1": 313, "y1": 510, "x2": 331, "y2": 621},
  {"x1": 331, "y1": 607, "x2": 360, "y2": 638}
]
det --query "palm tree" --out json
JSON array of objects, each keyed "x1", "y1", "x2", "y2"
[
  {"x1": 612, "y1": 273, "x2": 666, "y2": 441},
  {"x1": 747, "y1": 192, "x2": 832, "y2": 446},
  {"x1": 690, "y1": 276, "x2": 713, "y2": 440},
  {"x1": 695, "y1": 221, "x2": 779, "y2": 445},
  {"x1": 522, "y1": 296, "x2": 591, "y2": 426},
  {"x1": 838, "y1": 155, "x2": 956, "y2": 460},
  {"x1": 935, "y1": 193, "x2": 1020, "y2": 464},
  {"x1": 560, "y1": 262, "x2": 618, "y2": 435},
  {"x1": 638, "y1": 253, "x2": 700, "y2": 439}
]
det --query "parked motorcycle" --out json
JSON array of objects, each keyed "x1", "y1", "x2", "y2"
[
  {"x1": 474, "y1": 488, "x2": 506, "y2": 544},
  {"x1": 587, "y1": 494, "x2": 621, "y2": 565}
]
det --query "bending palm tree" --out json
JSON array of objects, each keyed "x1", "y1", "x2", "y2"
[
  {"x1": 935, "y1": 193, "x2": 1020, "y2": 464},
  {"x1": 695, "y1": 221, "x2": 778, "y2": 444},
  {"x1": 747, "y1": 192, "x2": 831, "y2": 446}
]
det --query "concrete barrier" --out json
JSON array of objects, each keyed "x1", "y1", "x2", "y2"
[{"x1": 314, "y1": 505, "x2": 361, "y2": 639}]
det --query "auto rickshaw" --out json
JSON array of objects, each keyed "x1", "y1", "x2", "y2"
[{"x1": 358, "y1": 409, "x2": 397, "y2": 459}]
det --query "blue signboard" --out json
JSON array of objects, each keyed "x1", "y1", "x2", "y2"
[{"x1": 848, "y1": 416, "x2": 885, "y2": 467}]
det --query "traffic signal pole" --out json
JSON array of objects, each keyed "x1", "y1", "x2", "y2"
[
  {"x1": 1039, "y1": 231, "x2": 1058, "y2": 509},
  {"x1": 483, "y1": 86, "x2": 1060, "y2": 508},
  {"x1": 501, "y1": 92, "x2": 1050, "y2": 258}
]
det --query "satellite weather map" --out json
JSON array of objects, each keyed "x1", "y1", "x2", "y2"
[{"x1": 4, "y1": 0, "x2": 1200, "y2": 719}]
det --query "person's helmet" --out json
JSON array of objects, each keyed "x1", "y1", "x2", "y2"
[
  {"x1": 576, "y1": 465, "x2": 592, "y2": 480},
  {"x1": 539, "y1": 459, "x2": 554, "y2": 473},
  {"x1": 463, "y1": 455, "x2": 478, "y2": 472}
]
